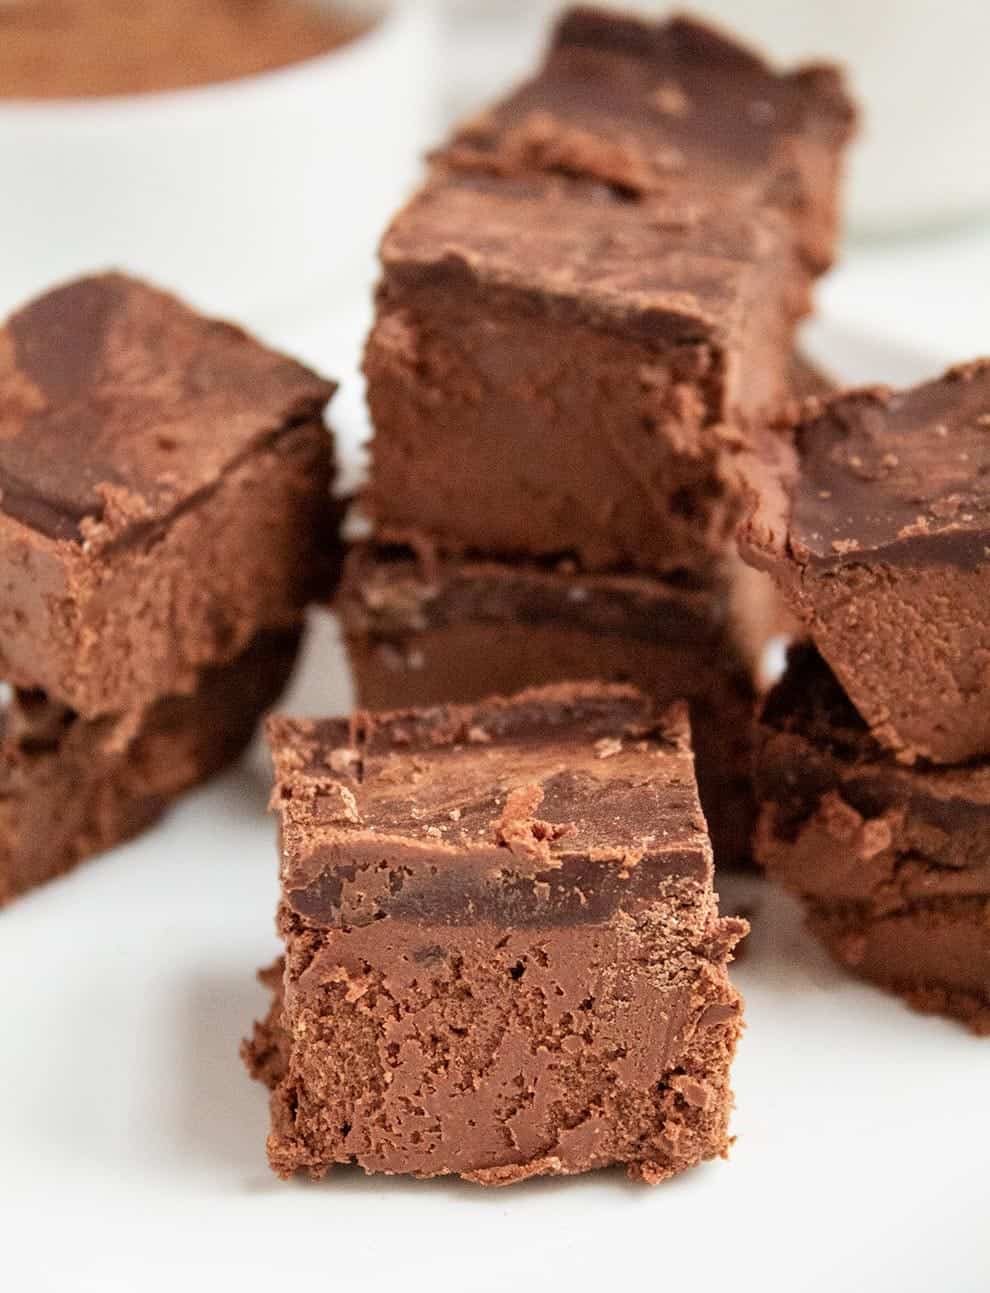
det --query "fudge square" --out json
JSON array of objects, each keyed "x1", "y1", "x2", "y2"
[
  {"x1": 337, "y1": 541, "x2": 764, "y2": 869},
  {"x1": 0, "y1": 273, "x2": 337, "y2": 718},
  {"x1": 0, "y1": 628, "x2": 299, "y2": 907},
  {"x1": 754, "y1": 646, "x2": 990, "y2": 1034},
  {"x1": 246, "y1": 683, "x2": 747, "y2": 1185},
  {"x1": 364, "y1": 9, "x2": 854, "y2": 576},
  {"x1": 743, "y1": 360, "x2": 990, "y2": 765}
]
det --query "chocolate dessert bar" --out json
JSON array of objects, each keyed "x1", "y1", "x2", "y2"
[
  {"x1": 0, "y1": 628, "x2": 300, "y2": 906},
  {"x1": 0, "y1": 274, "x2": 337, "y2": 718},
  {"x1": 245, "y1": 683, "x2": 747, "y2": 1184},
  {"x1": 364, "y1": 10, "x2": 854, "y2": 576},
  {"x1": 754, "y1": 645, "x2": 990, "y2": 1034},
  {"x1": 336, "y1": 542, "x2": 762, "y2": 868},
  {"x1": 744, "y1": 360, "x2": 990, "y2": 764}
]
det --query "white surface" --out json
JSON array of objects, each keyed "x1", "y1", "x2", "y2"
[
  {"x1": 0, "y1": 1, "x2": 437, "y2": 331},
  {"x1": 2, "y1": 298, "x2": 990, "y2": 1293}
]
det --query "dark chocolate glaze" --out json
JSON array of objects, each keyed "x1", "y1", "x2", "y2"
[
  {"x1": 0, "y1": 274, "x2": 335, "y2": 542},
  {"x1": 286, "y1": 842, "x2": 708, "y2": 928},
  {"x1": 341, "y1": 542, "x2": 731, "y2": 645},
  {"x1": 269, "y1": 683, "x2": 714, "y2": 931},
  {"x1": 784, "y1": 362, "x2": 990, "y2": 569},
  {"x1": 443, "y1": 8, "x2": 854, "y2": 272}
]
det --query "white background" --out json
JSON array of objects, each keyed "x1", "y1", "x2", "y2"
[{"x1": 3, "y1": 4, "x2": 990, "y2": 1290}]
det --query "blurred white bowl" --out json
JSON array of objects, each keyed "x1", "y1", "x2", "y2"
[{"x1": 0, "y1": 0, "x2": 437, "y2": 331}]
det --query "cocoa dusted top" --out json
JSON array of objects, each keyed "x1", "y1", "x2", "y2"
[
  {"x1": 0, "y1": 274, "x2": 335, "y2": 545},
  {"x1": 442, "y1": 9, "x2": 855, "y2": 270},
  {"x1": 748, "y1": 360, "x2": 990, "y2": 571},
  {"x1": 268, "y1": 683, "x2": 712, "y2": 928},
  {"x1": 381, "y1": 171, "x2": 798, "y2": 347}
]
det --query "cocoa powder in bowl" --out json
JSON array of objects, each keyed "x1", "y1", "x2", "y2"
[{"x1": 0, "y1": 0, "x2": 370, "y2": 98}]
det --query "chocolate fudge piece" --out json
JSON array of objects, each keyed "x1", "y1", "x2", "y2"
[
  {"x1": 0, "y1": 274, "x2": 337, "y2": 718},
  {"x1": 246, "y1": 683, "x2": 747, "y2": 1184},
  {"x1": 754, "y1": 645, "x2": 990, "y2": 1034},
  {"x1": 0, "y1": 627, "x2": 300, "y2": 906},
  {"x1": 744, "y1": 360, "x2": 990, "y2": 765},
  {"x1": 363, "y1": 10, "x2": 854, "y2": 576},
  {"x1": 336, "y1": 542, "x2": 761, "y2": 868}
]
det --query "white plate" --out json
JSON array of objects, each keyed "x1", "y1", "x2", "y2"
[{"x1": 2, "y1": 317, "x2": 988, "y2": 1293}]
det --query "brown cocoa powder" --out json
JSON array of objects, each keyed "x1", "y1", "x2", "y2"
[{"x1": 0, "y1": 0, "x2": 369, "y2": 99}]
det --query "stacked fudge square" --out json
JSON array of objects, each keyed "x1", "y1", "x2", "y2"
[
  {"x1": 340, "y1": 8, "x2": 856, "y2": 869},
  {"x1": 245, "y1": 10, "x2": 857, "y2": 1189},
  {"x1": 0, "y1": 273, "x2": 337, "y2": 905},
  {"x1": 744, "y1": 363, "x2": 990, "y2": 1033}
]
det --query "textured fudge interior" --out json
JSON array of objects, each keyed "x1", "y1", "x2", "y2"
[{"x1": 246, "y1": 685, "x2": 746, "y2": 1184}]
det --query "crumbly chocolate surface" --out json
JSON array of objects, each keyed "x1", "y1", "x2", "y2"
[
  {"x1": 444, "y1": 8, "x2": 854, "y2": 271},
  {"x1": 0, "y1": 274, "x2": 338, "y2": 717},
  {"x1": 743, "y1": 360, "x2": 990, "y2": 764},
  {"x1": 364, "y1": 9, "x2": 854, "y2": 577},
  {"x1": 754, "y1": 645, "x2": 990, "y2": 1034},
  {"x1": 0, "y1": 0, "x2": 367, "y2": 99},
  {"x1": 336, "y1": 541, "x2": 762, "y2": 869},
  {"x1": 246, "y1": 683, "x2": 746, "y2": 1184},
  {"x1": 0, "y1": 626, "x2": 300, "y2": 907}
]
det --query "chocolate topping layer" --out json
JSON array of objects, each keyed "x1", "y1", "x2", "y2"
[
  {"x1": 0, "y1": 274, "x2": 335, "y2": 544},
  {"x1": 445, "y1": 8, "x2": 855, "y2": 271},
  {"x1": 750, "y1": 360, "x2": 990, "y2": 570},
  {"x1": 269, "y1": 684, "x2": 710, "y2": 928},
  {"x1": 341, "y1": 541, "x2": 735, "y2": 645}
]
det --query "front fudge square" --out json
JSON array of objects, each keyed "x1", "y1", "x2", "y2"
[
  {"x1": 0, "y1": 627, "x2": 300, "y2": 906},
  {"x1": 754, "y1": 645, "x2": 990, "y2": 1034},
  {"x1": 0, "y1": 274, "x2": 336, "y2": 718},
  {"x1": 744, "y1": 360, "x2": 990, "y2": 765},
  {"x1": 363, "y1": 11, "x2": 854, "y2": 576},
  {"x1": 246, "y1": 684, "x2": 747, "y2": 1185},
  {"x1": 337, "y1": 542, "x2": 763, "y2": 869}
]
